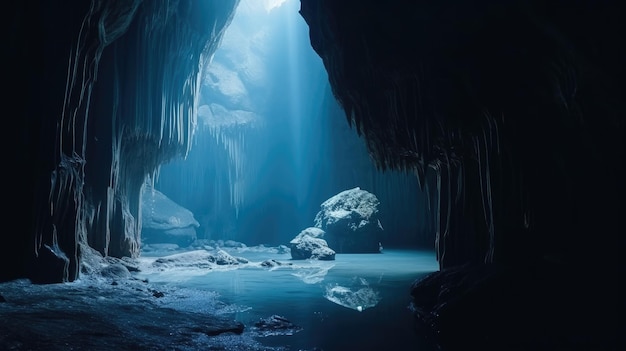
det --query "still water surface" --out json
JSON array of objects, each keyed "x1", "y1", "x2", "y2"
[{"x1": 142, "y1": 248, "x2": 439, "y2": 351}]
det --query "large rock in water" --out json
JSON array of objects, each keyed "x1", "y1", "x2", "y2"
[
  {"x1": 314, "y1": 187, "x2": 384, "y2": 253},
  {"x1": 141, "y1": 186, "x2": 200, "y2": 247},
  {"x1": 289, "y1": 227, "x2": 335, "y2": 260}
]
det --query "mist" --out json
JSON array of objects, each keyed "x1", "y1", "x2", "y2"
[{"x1": 154, "y1": 0, "x2": 430, "y2": 249}]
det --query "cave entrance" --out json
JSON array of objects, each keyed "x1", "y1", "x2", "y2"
[
  {"x1": 134, "y1": 1, "x2": 439, "y2": 349},
  {"x1": 144, "y1": 0, "x2": 434, "y2": 258}
]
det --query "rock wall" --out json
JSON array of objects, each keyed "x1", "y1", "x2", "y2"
[
  {"x1": 299, "y1": 0, "x2": 625, "y2": 272},
  {"x1": 5, "y1": 0, "x2": 240, "y2": 283}
]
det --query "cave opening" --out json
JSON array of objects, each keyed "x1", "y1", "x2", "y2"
[
  {"x1": 3, "y1": 0, "x2": 622, "y2": 349},
  {"x1": 150, "y1": 0, "x2": 435, "y2": 253},
  {"x1": 132, "y1": 4, "x2": 441, "y2": 348}
]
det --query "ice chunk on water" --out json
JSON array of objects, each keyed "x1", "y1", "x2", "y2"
[{"x1": 323, "y1": 277, "x2": 381, "y2": 311}]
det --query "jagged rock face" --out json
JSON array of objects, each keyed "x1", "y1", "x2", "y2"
[
  {"x1": 26, "y1": 245, "x2": 71, "y2": 284},
  {"x1": 300, "y1": 3, "x2": 623, "y2": 346},
  {"x1": 151, "y1": 249, "x2": 245, "y2": 270},
  {"x1": 299, "y1": 0, "x2": 625, "y2": 269},
  {"x1": 313, "y1": 188, "x2": 383, "y2": 253},
  {"x1": 5, "y1": 0, "x2": 240, "y2": 283}
]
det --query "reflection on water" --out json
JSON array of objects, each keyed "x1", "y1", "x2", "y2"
[
  {"x1": 0, "y1": 248, "x2": 439, "y2": 350},
  {"x1": 291, "y1": 263, "x2": 335, "y2": 284},
  {"x1": 141, "y1": 248, "x2": 439, "y2": 351},
  {"x1": 324, "y1": 277, "x2": 381, "y2": 312}
]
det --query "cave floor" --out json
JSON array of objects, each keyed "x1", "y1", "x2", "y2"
[{"x1": 0, "y1": 247, "x2": 439, "y2": 351}]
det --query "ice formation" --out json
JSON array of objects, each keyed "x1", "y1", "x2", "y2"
[{"x1": 30, "y1": 0, "x2": 241, "y2": 282}]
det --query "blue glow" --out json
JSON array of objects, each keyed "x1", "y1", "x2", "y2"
[{"x1": 155, "y1": 0, "x2": 428, "y2": 249}]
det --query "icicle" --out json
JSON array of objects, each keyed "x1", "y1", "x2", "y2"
[
  {"x1": 484, "y1": 138, "x2": 495, "y2": 263},
  {"x1": 444, "y1": 152, "x2": 452, "y2": 257},
  {"x1": 455, "y1": 158, "x2": 464, "y2": 204},
  {"x1": 475, "y1": 116, "x2": 496, "y2": 263},
  {"x1": 429, "y1": 162, "x2": 443, "y2": 264},
  {"x1": 494, "y1": 113, "x2": 501, "y2": 155},
  {"x1": 473, "y1": 136, "x2": 489, "y2": 257}
]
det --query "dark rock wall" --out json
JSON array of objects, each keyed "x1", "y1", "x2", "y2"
[
  {"x1": 4, "y1": 0, "x2": 239, "y2": 283},
  {"x1": 299, "y1": 0, "x2": 624, "y2": 272}
]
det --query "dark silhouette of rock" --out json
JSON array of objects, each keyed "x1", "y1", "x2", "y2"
[{"x1": 27, "y1": 244, "x2": 70, "y2": 284}]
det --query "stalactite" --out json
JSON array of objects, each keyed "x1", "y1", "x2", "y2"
[
  {"x1": 431, "y1": 162, "x2": 442, "y2": 263},
  {"x1": 33, "y1": 0, "x2": 240, "y2": 283},
  {"x1": 41, "y1": 0, "x2": 131, "y2": 281},
  {"x1": 206, "y1": 123, "x2": 250, "y2": 216},
  {"x1": 443, "y1": 152, "x2": 452, "y2": 265}
]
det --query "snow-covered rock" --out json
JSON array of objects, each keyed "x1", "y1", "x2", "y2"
[
  {"x1": 203, "y1": 62, "x2": 252, "y2": 110},
  {"x1": 314, "y1": 187, "x2": 384, "y2": 253},
  {"x1": 141, "y1": 186, "x2": 200, "y2": 247},
  {"x1": 151, "y1": 249, "x2": 245, "y2": 270},
  {"x1": 291, "y1": 227, "x2": 325, "y2": 241},
  {"x1": 289, "y1": 228, "x2": 335, "y2": 261},
  {"x1": 100, "y1": 263, "x2": 131, "y2": 279}
]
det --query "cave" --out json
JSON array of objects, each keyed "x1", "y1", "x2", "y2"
[{"x1": 3, "y1": 0, "x2": 623, "y2": 350}]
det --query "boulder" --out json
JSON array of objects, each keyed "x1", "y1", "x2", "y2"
[
  {"x1": 99, "y1": 263, "x2": 131, "y2": 279},
  {"x1": 314, "y1": 187, "x2": 384, "y2": 253},
  {"x1": 289, "y1": 228, "x2": 335, "y2": 260}
]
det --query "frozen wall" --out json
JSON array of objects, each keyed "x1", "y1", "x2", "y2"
[{"x1": 5, "y1": 0, "x2": 240, "y2": 283}]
